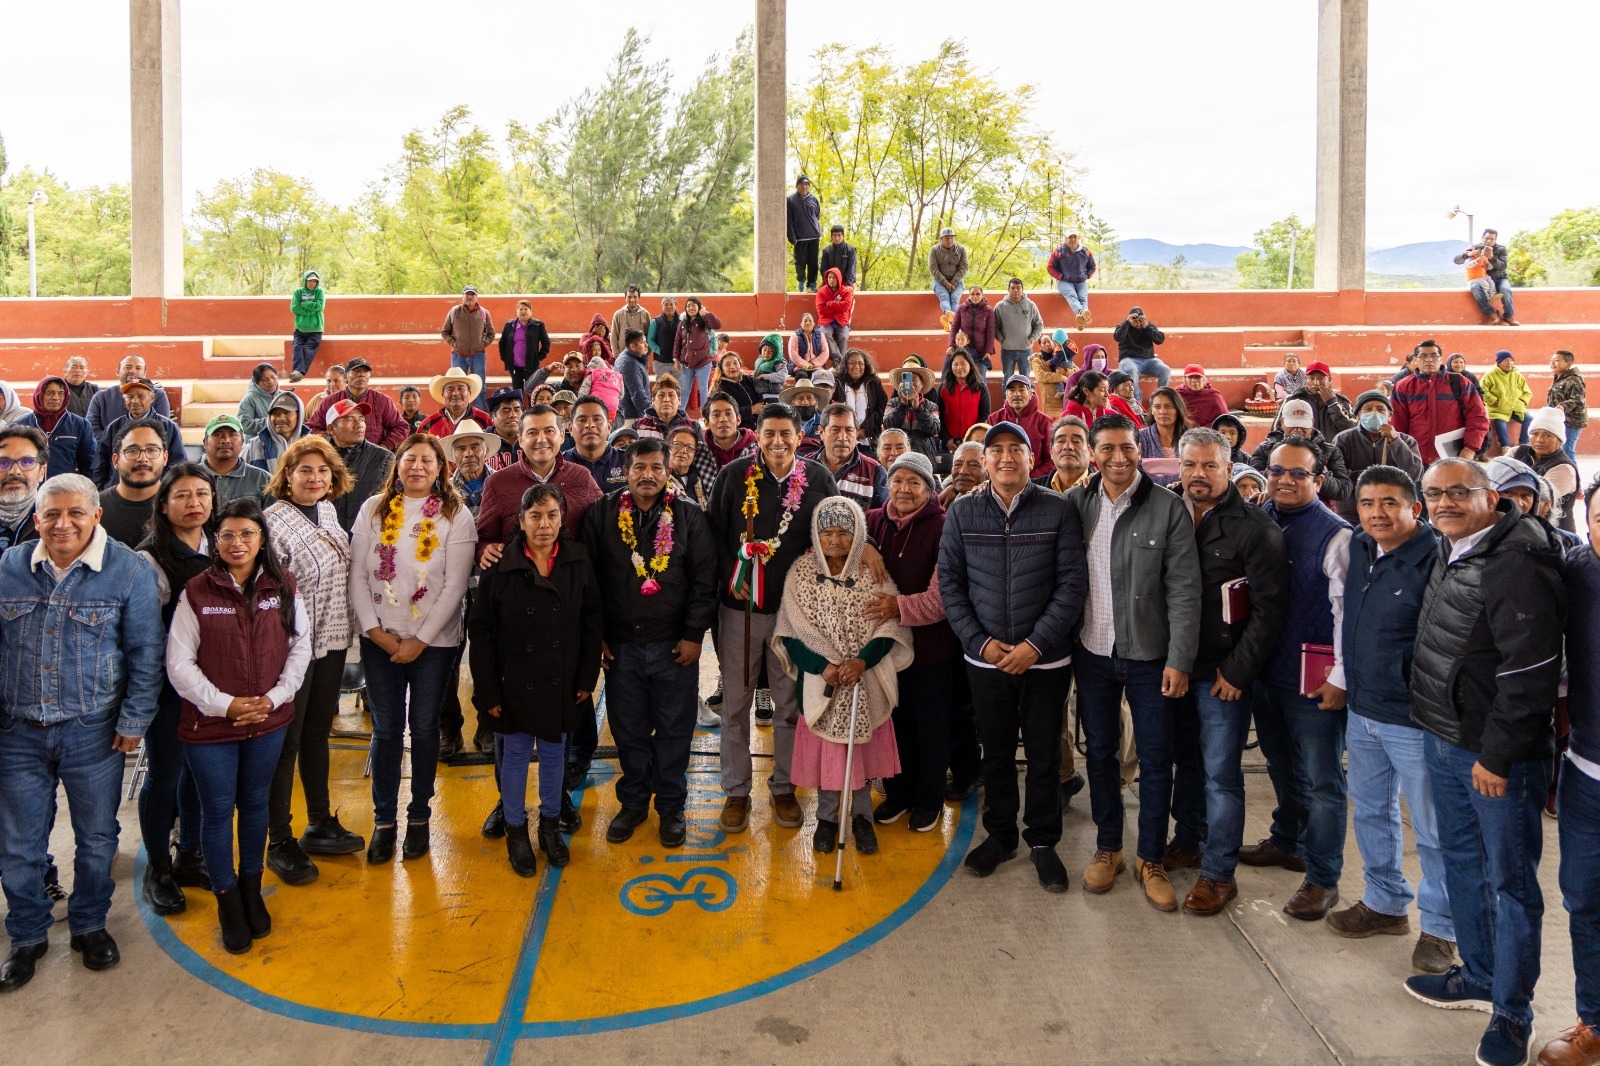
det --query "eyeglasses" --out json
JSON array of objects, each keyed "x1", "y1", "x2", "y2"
[
  {"x1": 0, "y1": 457, "x2": 41, "y2": 473},
  {"x1": 120, "y1": 445, "x2": 165, "y2": 459},
  {"x1": 1266, "y1": 465, "x2": 1316, "y2": 481},
  {"x1": 1421, "y1": 486, "x2": 1488, "y2": 504},
  {"x1": 216, "y1": 530, "x2": 260, "y2": 545},
  {"x1": 668, "y1": 442, "x2": 696, "y2": 452}
]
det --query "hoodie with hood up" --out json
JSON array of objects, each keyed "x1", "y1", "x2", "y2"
[
  {"x1": 1212, "y1": 413, "x2": 1251, "y2": 466},
  {"x1": 816, "y1": 268, "x2": 855, "y2": 327},
  {"x1": 580, "y1": 314, "x2": 615, "y2": 365},
  {"x1": 244, "y1": 391, "x2": 308, "y2": 472},
  {"x1": 292, "y1": 271, "x2": 325, "y2": 333},
  {"x1": 1002, "y1": 390, "x2": 1056, "y2": 478}
]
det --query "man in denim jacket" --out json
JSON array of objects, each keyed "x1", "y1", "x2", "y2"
[{"x1": 0, "y1": 473, "x2": 163, "y2": 992}]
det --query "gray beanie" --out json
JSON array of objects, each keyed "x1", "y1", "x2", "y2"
[{"x1": 888, "y1": 451, "x2": 939, "y2": 495}]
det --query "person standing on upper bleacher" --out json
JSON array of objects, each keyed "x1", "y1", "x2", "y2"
[
  {"x1": 440, "y1": 285, "x2": 497, "y2": 392},
  {"x1": 786, "y1": 175, "x2": 822, "y2": 293},
  {"x1": 288, "y1": 270, "x2": 325, "y2": 383},
  {"x1": 1047, "y1": 232, "x2": 1097, "y2": 329},
  {"x1": 993, "y1": 278, "x2": 1045, "y2": 385},
  {"x1": 819, "y1": 224, "x2": 857, "y2": 288},
  {"x1": 1389, "y1": 340, "x2": 1490, "y2": 464},
  {"x1": 498, "y1": 300, "x2": 550, "y2": 395}
]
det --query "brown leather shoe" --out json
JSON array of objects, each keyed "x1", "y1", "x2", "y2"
[
  {"x1": 1284, "y1": 880, "x2": 1339, "y2": 921},
  {"x1": 1162, "y1": 843, "x2": 1201, "y2": 871},
  {"x1": 1327, "y1": 900, "x2": 1410, "y2": 939},
  {"x1": 1411, "y1": 932, "x2": 1457, "y2": 975},
  {"x1": 770, "y1": 792, "x2": 803, "y2": 829},
  {"x1": 719, "y1": 796, "x2": 750, "y2": 833},
  {"x1": 1539, "y1": 1023, "x2": 1600, "y2": 1066},
  {"x1": 1183, "y1": 876, "x2": 1238, "y2": 916},
  {"x1": 1082, "y1": 849, "x2": 1124, "y2": 894},
  {"x1": 1135, "y1": 859, "x2": 1178, "y2": 912},
  {"x1": 1237, "y1": 837, "x2": 1306, "y2": 873}
]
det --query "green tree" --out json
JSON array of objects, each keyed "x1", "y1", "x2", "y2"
[
  {"x1": 187, "y1": 169, "x2": 338, "y2": 295},
  {"x1": 1078, "y1": 207, "x2": 1122, "y2": 287},
  {"x1": 1237, "y1": 214, "x2": 1314, "y2": 289},
  {"x1": 0, "y1": 167, "x2": 131, "y2": 296},
  {"x1": 1511, "y1": 208, "x2": 1600, "y2": 287}
]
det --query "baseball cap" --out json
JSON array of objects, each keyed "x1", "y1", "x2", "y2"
[
  {"x1": 485, "y1": 387, "x2": 523, "y2": 413},
  {"x1": 119, "y1": 376, "x2": 156, "y2": 395},
  {"x1": 204, "y1": 414, "x2": 243, "y2": 437},
  {"x1": 796, "y1": 174, "x2": 811, "y2": 184},
  {"x1": 1183, "y1": 363, "x2": 1206, "y2": 378},
  {"x1": 462, "y1": 285, "x2": 478, "y2": 296},
  {"x1": 983, "y1": 421, "x2": 1030, "y2": 447},
  {"x1": 1280, "y1": 399, "x2": 1315, "y2": 430},
  {"x1": 267, "y1": 391, "x2": 300, "y2": 413},
  {"x1": 1305, "y1": 360, "x2": 1332, "y2": 378},
  {"x1": 1003, "y1": 373, "x2": 1033, "y2": 391},
  {"x1": 344, "y1": 357, "x2": 372, "y2": 373},
  {"x1": 1486, "y1": 456, "x2": 1539, "y2": 495},
  {"x1": 1128, "y1": 306, "x2": 1145, "y2": 316},
  {"x1": 938, "y1": 228, "x2": 955, "y2": 238},
  {"x1": 551, "y1": 390, "x2": 577, "y2": 406},
  {"x1": 328, "y1": 398, "x2": 371, "y2": 421}
]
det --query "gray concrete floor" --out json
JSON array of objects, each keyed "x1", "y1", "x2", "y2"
[{"x1": 2, "y1": 748, "x2": 1580, "y2": 1066}]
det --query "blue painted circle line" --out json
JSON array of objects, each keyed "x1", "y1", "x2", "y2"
[{"x1": 136, "y1": 788, "x2": 978, "y2": 1055}]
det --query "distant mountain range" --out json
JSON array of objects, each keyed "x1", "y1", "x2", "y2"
[{"x1": 1117, "y1": 237, "x2": 1468, "y2": 277}]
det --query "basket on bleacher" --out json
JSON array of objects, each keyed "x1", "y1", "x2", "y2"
[{"x1": 1243, "y1": 381, "x2": 1279, "y2": 416}]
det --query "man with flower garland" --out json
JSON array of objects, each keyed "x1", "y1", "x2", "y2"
[
  {"x1": 581, "y1": 438, "x2": 718, "y2": 848},
  {"x1": 707, "y1": 403, "x2": 840, "y2": 833}
]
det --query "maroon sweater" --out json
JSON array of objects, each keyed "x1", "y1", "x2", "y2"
[{"x1": 866, "y1": 498, "x2": 958, "y2": 664}]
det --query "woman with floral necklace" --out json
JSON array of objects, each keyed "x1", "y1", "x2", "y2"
[{"x1": 349, "y1": 433, "x2": 476, "y2": 864}]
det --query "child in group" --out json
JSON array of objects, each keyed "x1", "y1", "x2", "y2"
[
  {"x1": 579, "y1": 355, "x2": 623, "y2": 423},
  {"x1": 1273, "y1": 352, "x2": 1307, "y2": 399},
  {"x1": 754, "y1": 333, "x2": 789, "y2": 399},
  {"x1": 948, "y1": 330, "x2": 990, "y2": 378},
  {"x1": 1464, "y1": 245, "x2": 1505, "y2": 323}
]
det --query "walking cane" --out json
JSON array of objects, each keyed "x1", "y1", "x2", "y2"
[{"x1": 833, "y1": 680, "x2": 864, "y2": 892}]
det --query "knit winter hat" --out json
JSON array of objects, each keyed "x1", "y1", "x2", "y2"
[
  {"x1": 1495, "y1": 349, "x2": 1515, "y2": 365},
  {"x1": 1527, "y1": 407, "x2": 1567, "y2": 439},
  {"x1": 887, "y1": 451, "x2": 939, "y2": 495},
  {"x1": 1352, "y1": 390, "x2": 1391, "y2": 413}
]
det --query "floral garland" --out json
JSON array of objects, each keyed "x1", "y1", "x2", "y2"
[
  {"x1": 731, "y1": 459, "x2": 807, "y2": 609},
  {"x1": 618, "y1": 488, "x2": 675, "y2": 596},
  {"x1": 375, "y1": 493, "x2": 442, "y2": 619}
]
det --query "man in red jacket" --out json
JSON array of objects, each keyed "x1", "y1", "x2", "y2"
[
  {"x1": 1389, "y1": 340, "x2": 1490, "y2": 464},
  {"x1": 1000, "y1": 374, "x2": 1055, "y2": 478}
]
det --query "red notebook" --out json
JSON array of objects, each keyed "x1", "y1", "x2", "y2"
[
  {"x1": 1222, "y1": 577, "x2": 1250, "y2": 625},
  {"x1": 1300, "y1": 643, "x2": 1335, "y2": 697}
]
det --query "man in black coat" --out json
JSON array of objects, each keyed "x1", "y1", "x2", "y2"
[
  {"x1": 785, "y1": 175, "x2": 822, "y2": 292},
  {"x1": 1402, "y1": 459, "x2": 1566, "y2": 1066},
  {"x1": 1169, "y1": 428, "x2": 1289, "y2": 915},
  {"x1": 580, "y1": 439, "x2": 718, "y2": 849},
  {"x1": 818, "y1": 224, "x2": 857, "y2": 288}
]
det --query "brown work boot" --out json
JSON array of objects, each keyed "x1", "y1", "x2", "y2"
[
  {"x1": 1135, "y1": 858, "x2": 1178, "y2": 912},
  {"x1": 1327, "y1": 900, "x2": 1410, "y2": 939},
  {"x1": 1412, "y1": 932, "x2": 1457, "y2": 975},
  {"x1": 1539, "y1": 1023, "x2": 1600, "y2": 1066},
  {"x1": 1081, "y1": 849, "x2": 1124, "y2": 894},
  {"x1": 1075, "y1": 309, "x2": 1092, "y2": 328},
  {"x1": 719, "y1": 796, "x2": 750, "y2": 834},
  {"x1": 1283, "y1": 880, "x2": 1339, "y2": 921},
  {"x1": 1183, "y1": 876, "x2": 1238, "y2": 916},
  {"x1": 770, "y1": 792, "x2": 803, "y2": 829},
  {"x1": 1237, "y1": 837, "x2": 1306, "y2": 872},
  {"x1": 1162, "y1": 843, "x2": 1201, "y2": 871}
]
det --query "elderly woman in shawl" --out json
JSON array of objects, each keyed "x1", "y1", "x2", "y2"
[
  {"x1": 665, "y1": 422, "x2": 719, "y2": 509},
  {"x1": 773, "y1": 496, "x2": 913, "y2": 856}
]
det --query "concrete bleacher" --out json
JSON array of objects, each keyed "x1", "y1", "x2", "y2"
[{"x1": 4, "y1": 287, "x2": 1598, "y2": 451}]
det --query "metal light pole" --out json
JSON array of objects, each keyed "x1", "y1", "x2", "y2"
[
  {"x1": 26, "y1": 188, "x2": 48, "y2": 298},
  {"x1": 1448, "y1": 205, "x2": 1474, "y2": 244},
  {"x1": 1286, "y1": 223, "x2": 1298, "y2": 290}
]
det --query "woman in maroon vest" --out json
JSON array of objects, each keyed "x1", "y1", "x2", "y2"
[{"x1": 167, "y1": 499, "x2": 312, "y2": 954}]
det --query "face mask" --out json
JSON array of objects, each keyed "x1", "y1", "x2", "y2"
[{"x1": 1360, "y1": 411, "x2": 1389, "y2": 433}]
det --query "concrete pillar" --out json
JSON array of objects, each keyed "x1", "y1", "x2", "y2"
[
  {"x1": 130, "y1": 0, "x2": 184, "y2": 298},
  {"x1": 752, "y1": 0, "x2": 787, "y2": 296},
  {"x1": 1313, "y1": 0, "x2": 1367, "y2": 292}
]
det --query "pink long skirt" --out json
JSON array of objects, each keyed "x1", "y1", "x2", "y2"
[{"x1": 790, "y1": 715, "x2": 901, "y2": 793}]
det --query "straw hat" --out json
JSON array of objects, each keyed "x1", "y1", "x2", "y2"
[{"x1": 428, "y1": 366, "x2": 484, "y2": 405}]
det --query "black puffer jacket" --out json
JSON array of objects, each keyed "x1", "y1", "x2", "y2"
[
  {"x1": 1190, "y1": 485, "x2": 1289, "y2": 686},
  {"x1": 1248, "y1": 426, "x2": 1354, "y2": 501},
  {"x1": 1409, "y1": 504, "x2": 1567, "y2": 775},
  {"x1": 938, "y1": 483, "x2": 1088, "y2": 663}
]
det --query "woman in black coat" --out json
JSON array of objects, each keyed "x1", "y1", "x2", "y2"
[{"x1": 468, "y1": 483, "x2": 603, "y2": 877}]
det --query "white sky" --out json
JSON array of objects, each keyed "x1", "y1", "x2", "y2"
[{"x1": 1, "y1": 0, "x2": 1591, "y2": 248}]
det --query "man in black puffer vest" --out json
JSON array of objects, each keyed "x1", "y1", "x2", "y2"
[{"x1": 1402, "y1": 459, "x2": 1566, "y2": 1066}]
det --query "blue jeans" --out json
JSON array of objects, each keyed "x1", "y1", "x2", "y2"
[
  {"x1": 1074, "y1": 647, "x2": 1172, "y2": 865},
  {"x1": 1470, "y1": 279, "x2": 1517, "y2": 319},
  {"x1": 0, "y1": 707, "x2": 125, "y2": 946},
  {"x1": 615, "y1": 351, "x2": 650, "y2": 421},
  {"x1": 450, "y1": 351, "x2": 488, "y2": 392},
  {"x1": 1346, "y1": 712, "x2": 1454, "y2": 940},
  {"x1": 1491, "y1": 415, "x2": 1527, "y2": 449},
  {"x1": 183, "y1": 729, "x2": 287, "y2": 893},
  {"x1": 1000, "y1": 349, "x2": 1031, "y2": 381},
  {"x1": 1056, "y1": 279, "x2": 1089, "y2": 314},
  {"x1": 1558, "y1": 759, "x2": 1600, "y2": 1026},
  {"x1": 1427, "y1": 733, "x2": 1547, "y2": 1026},
  {"x1": 500, "y1": 732, "x2": 565, "y2": 825},
  {"x1": 606, "y1": 640, "x2": 698, "y2": 814},
  {"x1": 292, "y1": 330, "x2": 322, "y2": 376},
  {"x1": 138, "y1": 691, "x2": 202, "y2": 858},
  {"x1": 1181, "y1": 679, "x2": 1255, "y2": 884},
  {"x1": 674, "y1": 362, "x2": 714, "y2": 413},
  {"x1": 1118, "y1": 356, "x2": 1171, "y2": 389},
  {"x1": 1565, "y1": 425, "x2": 1583, "y2": 462},
  {"x1": 1251, "y1": 681, "x2": 1347, "y2": 890},
  {"x1": 362, "y1": 640, "x2": 453, "y2": 826},
  {"x1": 934, "y1": 282, "x2": 962, "y2": 316}
]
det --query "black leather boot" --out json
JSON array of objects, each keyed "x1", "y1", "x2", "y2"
[
  {"x1": 171, "y1": 846, "x2": 213, "y2": 890},
  {"x1": 505, "y1": 823, "x2": 536, "y2": 878},
  {"x1": 142, "y1": 852, "x2": 187, "y2": 916},
  {"x1": 537, "y1": 815, "x2": 570, "y2": 868},
  {"x1": 214, "y1": 890, "x2": 252, "y2": 955},
  {"x1": 237, "y1": 872, "x2": 271, "y2": 938},
  {"x1": 366, "y1": 826, "x2": 396, "y2": 864}
]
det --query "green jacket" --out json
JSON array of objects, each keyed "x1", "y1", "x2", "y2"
[
  {"x1": 291, "y1": 270, "x2": 325, "y2": 333},
  {"x1": 1480, "y1": 365, "x2": 1531, "y2": 421}
]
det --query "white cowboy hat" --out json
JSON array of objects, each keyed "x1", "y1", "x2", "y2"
[
  {"x1": 428, "y1": 366, "x2": 484, "y2": 405},
  {"x1": 439, "y1": 418, "x2": 497, "y2": 454}
]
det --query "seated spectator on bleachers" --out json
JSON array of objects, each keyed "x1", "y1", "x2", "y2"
[
  {"x1": 1330, "y1": 391, "x2": 1423, "y2": 523},
  {"x1": 1274, "y1": 352, "x2": 1307, "y2": 400},
  {"x1": 306, "y1": 358, "x2": 407, "y2": 449},
  {"x1": 713, "y1": 351, "x2": 761, "y2": 429},
  {"x1": 1249, "y1": 398, "x2": 1354, "y2": 502},
  {"x1": 1446, "y1": 353, "x2": 1480, "y2": 389},
  {"x1": 305, "y1": 364, "x2": 344, "y2": 420},
  {"x1": 1514, "y1": 407, "x2": 1580, "y2": 533},
  {"x1": 1046, "y1": 232, "x2": 1097, "y2": 328},
  {"x1": 752, "y1": 335, "x2": 788, "y2": 400},
  {"x1": 1485, "y1": 456, "x2": 1542, "y2": 516},
  {"x1": 1062, "y1": 343, "x2": 1110, "y2": 398},
  {"x1": 635, "y1": 375, "x2": 691, "y2": 441},
  {"x1": 401, "y1": 382, "x2": 430, "y2": 433},
  {"x1": 1213, "y1": 413, "x2": 1251, "y2": 466},
  {"x1": 1452, "y1": 228, "x2": 1518, "y2": 326},
  {"x1": 940, "y1": 440, "x2": 986, "y2": 506},
  {"x1": 15, "y1": 376, "x2": 95, "y2": 478},
  {"x1": 999, "y1": 374, "x2": 1054, "y2": 479},
  {"x1": 94, "y1": 379, "x2": 184, "y2": 488},
  {"x1": 1389, "y1": 340, "x2": 1491, "y2": 464},
  {"x1": 947, "y1": 286, "x2": 994, "y2": 370},
  {"x1": 1232, "y1": 463, "x2": 1267, "y2": 504},
  {"x1": 1175, "y1": 365, "x2": 1229, "y2": 429},
  {"x1": 1280, "y1": 360, "x2": 1356, "y2": 442},
  {"x1": 1480, "y1": 350, "x2": 1530, "y2": 453},
  {"x1": 1064, "y1": 370, "x2": 1142, "y2": 428},
  {"x1": 579, "y1": 355, "x2": 624, "y2": 424},
  {"x1": 237, "y1": 364, "x2": 280, "y2": 438},
  {"x1": 929, "y1": 228, "x2": 969, "y2": 320},
  {"x1": 201, "y1": 415, "x2": 270, "y2": 505},
  {"x1": 85, "y1": 354, "x2": 172, "y2": 442},
  {"x1": 782, "y1": 372, "x2": 830, "y2": 443},
  {"x1": 816, "y1": 269, "x2": 855, "y2": 359},
  {"x1": 1112, "y1": 306, "x2": 1170, "y2": 389},
  {"x1": 1137, "y1": 387, "x2": 1191, "y2": 488},
  {"x1": 787, "y1": 313, "x2": 832, "y2": 378},
  {"x1": 833, "y1": 350, "x2": 888, "y2": 443},
  {"x1": 419, "y1": 368, "x2": 491, "y2": 439},
  {"x1": 244, "y1": 391, "x2": 307, "y2": 472},
  {"x1": 877, "y1": 428, "x2": 910, "y2": 470},
  {"x1": 1031, "y1": 331, "x2": 1076, "y2": 420},
  {"x1": 936, "y1": 350, "x2": 991, "y2": 451},
  {"x1": 1109, "y1": 371, "x2": 1150, "y2": 425},
  {"x1": 63, "y1": 356, "x2": 98, "y2": 417},
  {"x1": 883, "y1": 363, "x2": 941, "y2": 460},
  {"x1": 526, "y1": 352, "x2": 587, "y2": 399}
]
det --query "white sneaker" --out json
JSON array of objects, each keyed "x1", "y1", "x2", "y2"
[{"x1": 696, "y1": 699, "x2": 721, "y2": 728}]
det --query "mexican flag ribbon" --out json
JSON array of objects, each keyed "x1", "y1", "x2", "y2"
[{"x1": 731, "y1": 540, "x2": 774, "y2": 610}]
